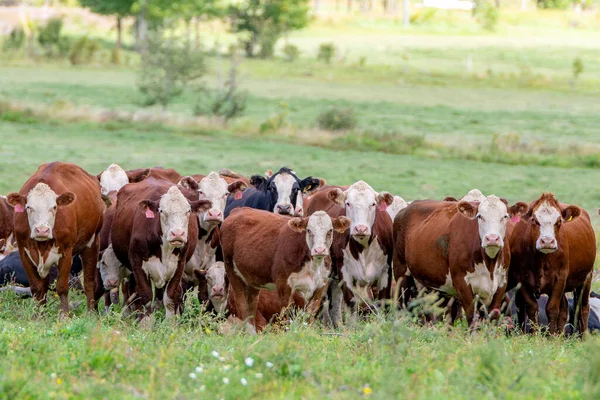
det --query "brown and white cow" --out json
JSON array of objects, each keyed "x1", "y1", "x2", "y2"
[
  {"x1": 7, "y1": 162, "x2": 105, "y2": 314},
  {"x1": 220, "y1": 208, "x2": 350, "y2": 333},
  {"x1": 509, "y1": 193, "x2": 596, "y2": 335},
  {"x1": 386, "y1": 195, "x2": 409, "y2": 221},
  {"x1": 110, "y1": 179, "x2": 211, "y2": 318},
  {"x1": 393, "y1": 195, "x2": 528, "y2": 327},
  {"x1": 0, "y1": 195, "x2": 15, "y2": 259},
  {"x1": 178, "y1": 172, "x2": 247, "y2": 285}
]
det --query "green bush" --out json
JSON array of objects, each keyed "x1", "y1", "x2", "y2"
[
  {"x1": 317, "y1": 42, "x2": 336, "y2": 64},
  {"x1": 317, "y1": 107, "x2": 357, "y2": 131},
  {"x1": 38, "y1": 17, "x2": 63, "y2": 56},
  {"x1": 258, "y1": 27, "x2": 280, "y2": 59},
  {"x1": 537, "y1": 0, "x2": 571, "y2": 9},
  {"x1": 410, "y1": 8, "x2": 437, "y2": 25},
  {"x1": 282, "y1": 43, "x2": 300, "y2": 62},
  {"x1": 260, "y1": 102, "x2": 289, "y2": 134},
  {"x1": 69, "y1": 36, "x2": 98, "y2": 65},
  {"x1": 3, "y1": 27, "x2": 25, "y2": 51},
  {"x1": 473, "y1": 0, "x2": 499, "y2": 32}
]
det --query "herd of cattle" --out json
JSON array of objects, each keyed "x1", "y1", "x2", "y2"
[{"x1": 0, "y1": 161, "x2": 599, "y2": 335}]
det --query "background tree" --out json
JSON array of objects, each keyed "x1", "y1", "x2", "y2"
[
  {"x1": 79, "y1": 0, "x2": 134, "y2": 53},
  {"x1": 229, "y1": 0, "x2": 311, "y2": 58}
]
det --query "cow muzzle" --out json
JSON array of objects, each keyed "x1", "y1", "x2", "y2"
[
  {"x1": 205, "y1": 209, "x2": 223, "y2": 224},
  {"x1": 311, "y1": 246, "x2": 328, "y2": 259},
  {"x1": 211, "y1": 286, "x2": 225, "y2": 300},
  {"x1": 275, "y1": 203, "x2": 293, "y2": 215},
  {"x1": 168, "y1": 230, "x2": 186, "y2": 247},
  {"x1": 537, "y1": 237, "x2": 557, "y2": 253},
  {"x1": 33, "y1": 226, "x2": 52, "y2": 241}
]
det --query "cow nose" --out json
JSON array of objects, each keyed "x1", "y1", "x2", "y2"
[
  {"x1": 540, "y1": 237, "x2": 556, "y2": 248},
  {"x1": 295, "y1": 207, "x2": 304, "y2": 217},
  {"x1": 207, "y1": 209, "x2": 222, "y2": 220},
  {"x1": 485, "y1": 234, "x2": 501, "y2": 246},
  {"x1": 277, "y1": 204, "x2": 292, "y2": 214},
  {"x1": 353, "y1": 225, "x2": 369, "y2": 235},
  {"x1": 312, "y1": 246, "x2": 327, "y2": 256},
  {"x1": 170, "y1": 229, "x2": 185, "y2": 239},
  {"x1": 35, "y1": 226, "x2": 50, "y2": 236},
  {"x1": 212, "y1": 286, "x2": 224, "y2": 296},
  {"x1": 106, "y1": 279, "x2": 118, "y2": 288}
]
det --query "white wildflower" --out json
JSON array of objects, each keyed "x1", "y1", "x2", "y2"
[
  {"x1": 189, "y1": 373, "x2": 197, "y2": 379},
  {"x1": 223, "y1": 377, "x2": 230, "y2": 384},
  {"x1": 266, "y1": 362, "x2": 274, "y2": 368},
  {"x1": 195, "y1": 366, "x2": 204, "y2": 373},
  {"x1": 245, "y1": 357, "x2": 254, "y2": 367},
  {"x1": 241, "y1": 378, "x2": 248, "y2": 386},
  {"x1": 211, "y1": 351, "x2": 220, "y2": 358}
]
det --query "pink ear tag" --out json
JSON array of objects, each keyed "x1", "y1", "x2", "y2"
[
  {"x1": 14, "y1": 204, "x2": 24, "y2": 213},
  {"x1": 510, "y1": 215, "x2": 520, "y2": 223},
  {"x1": 378, "y1": 202, "x2": 388, "y2": 212},
  {"x1": 234, "y1": 191, "x2": 243, "y2": 200},
  {"x1": 145, "y1": 209, "x2": 155, "y2": 219}
]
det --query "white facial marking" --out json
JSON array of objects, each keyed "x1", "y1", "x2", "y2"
[
  {"x1": 272, "y1": 173, "x2": 297, "y2": 215},
  {"x1": 461, "y1": 189, "x2": 485, "y2": 203},
  {"x1": 305, "y1": 211, "x2": 335, "y2": 258},
  {"x1": 25, "y1": 183, "x2": 59, "y2": 240},
  {"x1": 475, "y1": 195, "x2": 510, "y2": 257},
  {"x1": 99, "y1": 164, "x2": 128, "y2": 195},
  {"x1": 159, "y1": 186, "x2": 192, "y2": 246},
  {"x1": 386, "y1": 196, "x2": 408, "y2": 221},
  {"x1": 197, "y1": 172, "x2": 229, "y2": 230},
  {"x1": 287, "y1": 258, "x2": 330, "y2": 302},
  {"x1": 464, "y1": 261, "x2": 506, "y2": 307},
  {"x1": 438, "y1": 271, "x2": 457, "y2": 296},
  {"x1": 342, "y1": 181, "x2": 380, "y2": 243},
  {"x1": 341, "y1": 239, "x2": 388, "y2": 304},
  {"x1": 534, "y1": 201, "x2": 561, "y2": 253},
  {"x1": 206, "y1": 261, "x2": 228, "y2": 314},
  {"x1": 98, "y1": 245, "x2": 128, "y2": 290},
  {"x1": 24, "y1": 245, "x2": 62, "y2": 279}
]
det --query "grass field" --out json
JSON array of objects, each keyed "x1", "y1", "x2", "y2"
[{"x1": 1, "y1": 9, "x2": 600, "y2": 399}]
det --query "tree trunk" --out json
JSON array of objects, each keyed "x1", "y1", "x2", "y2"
[
  {"x1": 116, "y1": 16, "x2": 122, "y2": 51},
  {"x1": 137, "y1": 0, "x2": 148, "y2": 53}
]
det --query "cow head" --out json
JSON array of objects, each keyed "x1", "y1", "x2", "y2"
[
  {"x1": 458, "y1": 195, "x2": 528, "y2": 258},
  {"x1": 180, "y1": 173, "x2": 247, "y2": 229},
  {"x1": 328, "y1": 181, "x2": 393, "y2": 244},
  {"x1": 139, "y1": 186, "x2": 211, "y2": 248},
  {"x1": 386, "y1": 195, "x2": 409, "y2": 221},
  {"x1": 461, "y1": 188, "x2": 486, "y2": 203},
  {"x1": 97, "y1": 164, "x2": 129, "y2": 195},
  {"x1": 195, "y1": 262, "x2": 228, "y2": 314},
  {"x1": 288, "y1": 211, "x2": 350, "y2": 260},
  {"x1": 98, "y1": 246, "x2": 121, "y2": 290},
  {"x1": 526, "y1": 193, "x2": 581, "y2": 254},
  {"x1": 293, "y1": 178, "x2": 326, "y2": 217},
  {"x1": 251, "y1": 167, "x2": 322, "y2": 216},
  {"x1": 8, "y1": 183, "x2": 75, "y2": 241}
]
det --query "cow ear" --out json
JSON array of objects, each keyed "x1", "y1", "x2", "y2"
[
  {"x1": 56, "y1": 192, "x2": 75, "y2": 206},
  {"x1": 300, "y1": 177, "x2": 323, "y2": 194},
  {"x1": 179, "y1": 176, "x2": 199, "y2": 192},
  {"x1": 96, "y1": 173, "x2": 102, "y2": 182},
  {"x1": 227, "y1": 180, "x2": 247, "y2": 196},
  {"x1": 327, "y1": 188, "x2": 345, "y2": 207},
  {"x1": 562, "y1": 205, "x2": 580, "y2": 222},
  {"x1": 250, "y1": 175, "x2": 268, "y2": 190},
  {"x1": 443, "y1": 196, "x2": 458, "y2": 202},
  {"x1": 190, "y1": 200, "x2": 212, "y2": 213},
  {"x1": 101, "y1": 194, "x2": 113, "y2": 208},
  {"x1": 194, "y1": 269, "x2": 207, "y2": 283},
  {"x1": 126, "y1": 168, "x2": 151, "y2": 183},
  {"x1": 332, "y1": 216, "x2": 351, "y2": 233},
  {"x1": 7, "y1": 193, "x2": 25, "y2": 208},
  {"x1": 499, "y1": 198, "x2": 509, "y2": 207},
  {"x1": 264, "y1": 169, "x2": 273, "y2": 178},
  {"x1": 457, "y1": 201, "x2": 478, "y2": 219},
  {"x1": 139, "y1": 199, "x2": 159, "y2": 213},
  {"x1": 509, "y1": 202, "x2": 528, "y2": 217},
  {"x1": 288, "y1": 217, "x2": 308, "y2": 233},
  {"x1": 377, "y1": 192, "x2": 394, "y2": 207}
]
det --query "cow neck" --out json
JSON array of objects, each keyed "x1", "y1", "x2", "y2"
[
  {"x1": 198, "y1": 224, "x2": 216, "y2": 242},
  {"x1": 348, "y1": 234, "x2": 375, "y2": 259}
]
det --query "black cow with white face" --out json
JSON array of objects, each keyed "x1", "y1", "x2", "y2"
[{"x1": 224, "y1": 167, "x2": 322, "y2": 218}]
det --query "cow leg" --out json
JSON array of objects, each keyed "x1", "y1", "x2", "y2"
[
  {"x1": 226, "y1": 268, "x2": 253, "y2": 331},
  {"x1": 18, "y1": 248, "x2": 49, "y2": 308},
  {"x1": 80, "y1": 239, "x2": 99, "y2": 312},
  {"x1": 245, "y1": 286, "x2": 260, "y2": 334},
  {"x1": 450, "y1": 271, "x2": 476, "y2": 328},
  {"x1": 94, "y1": 267, "x2": 105, "y2": 310},
  {"x1": 56, "y1": 248, "x2": 74, "y2": 316},
  {"x1": 574, "y1": 272, "x2": 592, "y2": 335},
  {"x1": 328, "y1": 279, "x2": 344, "y2": 328},
  {"x1": 546, "y1": 274, "x2": 567, "y2": 335},
  {"x1": 129, "y1": 257, "x2": 153, "y2": 318},
  {"x1": 164, "y1": 259, "x2": 185, "y2": 317},
  {"x1": 307, "y1": 281, "x2": 331, "y2": 323}
]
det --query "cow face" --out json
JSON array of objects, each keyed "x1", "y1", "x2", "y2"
[
  {"x1": 8, "y1": 183, "x2": 75, "y2": 241},
  {"x1": 98, "y1": 164, "x2": 129, "y2": 195},
  {"x1": 328, "y1": 181, "x2": 393, "y2": 244},
  {"x1": 205, "y1": 262, "x2": 228, "y2": 313},
  {"x1": 458, "y1": 195, "x2": 528, "y2": 258},
  {"x1": 139, "y1": 186, "x2": 211, "y2": 248},
  {"x1": 386, "y1": 195, "x2": 409, "y2": 221},
  {"x1": 289, "y1": 211, "x2": 350, "y2": 260},
  {"x1": 527, "y1": 193, "x2": 580, "y2": 254},
  {"x1": 98, "y1": 246, "x2": 121, "y2": 290}
]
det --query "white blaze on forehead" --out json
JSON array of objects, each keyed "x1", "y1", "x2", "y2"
[
  {"x1": 159, "y1": 186, "x2": 191, "y2": 241},
  {"x1": 272, "y1": 173, "x2": 297, "y2": 212},
  {"x1": 99, "y1": 164, "x2": 128, "y2": 195},
  {"x1": 534, "y1": 201, "x2": 561, "y2": 249},
  {"x1": 476, "y1": 195, "x2": 509, "y2": 257},
  {"x1": 464, "y1": 261, "x2": 507, "y2": 307},
  {"x1": 306, "y1": 211, "x2": 334, "y2": 253},
  {"x1": 386, "y1": 196, "x2": 408, "y2": 221},
  {"x1": 462, "y1": 189, "x2": 485, "y2": 203},
  {"x1": 198, "y1": 172, "x2": 229, "y2": 222},
  {"x1": 26, "y1": 183, "x2": 59, "y2": 237},
  {"x1": 344, "y1": 181, "x2": 378, "y2": 237}
]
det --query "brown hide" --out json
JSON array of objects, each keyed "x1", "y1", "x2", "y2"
[{"x1": 0, "y1": 196, "x2": 14, "y2": 255}]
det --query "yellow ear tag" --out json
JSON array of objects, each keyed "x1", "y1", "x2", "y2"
[{"x1": 567, "y1": 216, "x2": 573, "y2": 222}]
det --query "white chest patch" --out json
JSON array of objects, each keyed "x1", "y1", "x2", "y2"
[
  {"x1": 464, "y1": 262, "x2": 506, "y2": 307},
  {"x1": 341, "y1": 239, "x2": 388, "y2": 294},
  {"x1": 142, "y1": 251, "x2": 179, "y2": 289},
  {"x1": 437, "y1": 271, "x2": 457, "y2": 296},
  {"x1": 287, "y1": 258, "x2": 330, "y2": 302},
  {"x1": 24, "y1": 245, "x2": 62, "y2": 279}
]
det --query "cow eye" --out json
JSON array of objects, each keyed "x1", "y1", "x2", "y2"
[
  {"x1": 307, "y1": 229, "x2": 312, "y2": 234},
  {"x1": 371, "y1": 203, "x2": 376, "y2": 208},
  {"x1": 345, "y1": 202, "x2": 351, "y2": 208},
  {"x1": 504, "y1": 214, "x2": 510, "y2": 219},
  {"x1": 477, "y1": 215, "x2": 483, "y2": 220}
]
